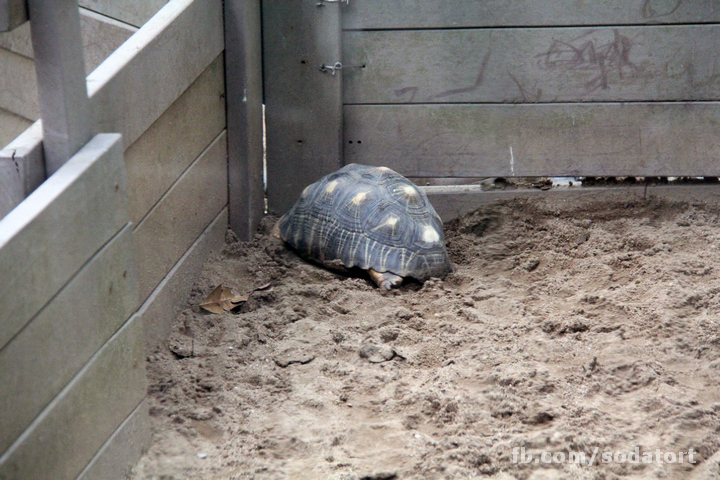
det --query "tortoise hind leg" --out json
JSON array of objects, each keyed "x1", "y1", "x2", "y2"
[{"x1": 368, "y1": 269, "x2": 404, "y2": 290}]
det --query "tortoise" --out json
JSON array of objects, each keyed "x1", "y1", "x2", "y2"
[{"x1": 275, "y1": 163, "x2": 451, "y2": 289}]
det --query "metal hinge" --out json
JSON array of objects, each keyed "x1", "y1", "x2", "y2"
[
  {"x1": 316, "y1": 0, "x2": 348, "y2": 6},
  {"x1": 319, "y1": 62, "x2": 365, "y2": 75}
]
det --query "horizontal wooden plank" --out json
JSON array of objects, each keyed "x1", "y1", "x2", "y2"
[
  {"x1": 0, "y1": 0, "x2": 224, "y2": 204},
  {"x1": 343, "y1": 25, "x2": 720, "y2": 104},
  {"x1": 0, "y1": 121, "x2": 44, "y2": 219},
  {"x1": 87, "y1": 0, "x2": 224, "y2": 149},
  {"x1": 78, "y1": 9, "x2": 137, "y2": 74},
  {"x1": 0, "y1": 224, "x2": 137, "y2": 456},
  {"x1": 0, "y1": 133, "x2": 126, "y2": 351},
  {"x1": 0, "y1": 47, "x2": 37, "y2": 119},
  {"x1": 0, "y1": 109, "x2": 34, "y2": 219},
  {"x1": 133, "y1": 130, "x2": 228, "y2": 302},
  {"x1": 125, "y1": 53, "x2": 226, "y2": 225},
  {"x1": 76, "y1": 398, "x2": 150, "y2": 480},
  {"x1": 0, "y1": 0, "x2": 222, "y2": 215},
  {"x1": 0, "y1": 156, "x2": 21, "y2": 218},
  {"x1": 141, "y1": 207, "x2": 227, "y2": 353},
  {"x1": 0, "y1": 107, "x2": 32, "y2": 149},
  {"x1": 78, "y1": 0, "x2": 167, "y2": 28},
  {"x1": 344, "y1": 103, "x2": 720, "y2": 178},
  {"x1": 342, "y1": 0, "x2": 720, "y2": 29},
  {"x1": 0, "y1": 9, "x2": 136, "y2": 121},
  {"x1": 0, "y1": 312, "x2": 146, "y2": 480},
  {"x1": 426, "y1": 184, "x2": 720, "y2": 222},
  {"x1": 0, "y1": 10, "x2": 30, "y2": 56},
  {"x1": 0, "y1": 0, "x2": 27, "y2": 32},
  {"x1": 0, "y1": 8, "x2": 136, "y2": 72}
]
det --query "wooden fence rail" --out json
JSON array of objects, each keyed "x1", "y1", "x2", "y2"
[{"x1": 0, "y1": 0, "x2": 263, "y2": 477}]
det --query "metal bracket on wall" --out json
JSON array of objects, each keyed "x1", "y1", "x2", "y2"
[
  {"x1": 316, "y1": 0, "x2": 348, "y2": 6},
  {"x1": 319, "y1": 62, "x2": 364, "y2": 75}
]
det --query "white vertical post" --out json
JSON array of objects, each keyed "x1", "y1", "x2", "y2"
[{"x1": 27, "y1": 0, "x2": 92, "y2": 175}]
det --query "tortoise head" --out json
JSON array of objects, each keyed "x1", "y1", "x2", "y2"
[{"x1": 271, "y1": 216, "x2": 284, "y2": 240}]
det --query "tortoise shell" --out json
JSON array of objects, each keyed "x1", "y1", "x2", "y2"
[{"x1": 277, "y1": 163, "x2": 451, "y2": 282}]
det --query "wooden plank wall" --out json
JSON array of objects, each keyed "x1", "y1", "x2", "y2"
[
  {"x1": 262, "y1": 0, "x2": 342, "y2": 214},
  {"x1": 341, "y1": 1, "x2": 720, "y2": 179},
  {"x1": 0, "y1": 0, "x2": 266, "y2": 477},
  {"x1": 0, "y1": 134, "x2": 146, "y2": 480},
  {"x1": 0, "y1": 6, "x2": 139, "y2": 131},
  {"x1": 0, "y1": 3, "x2": 142, "y2": 218}
]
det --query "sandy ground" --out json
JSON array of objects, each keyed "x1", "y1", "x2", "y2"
[{"x1": 130, "y1": 190, "x2": 720, "y2": 480}]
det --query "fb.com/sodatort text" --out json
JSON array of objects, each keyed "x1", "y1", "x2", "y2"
[{"x1": 512, "y1": 447, "x2": 696, "y2": 465}]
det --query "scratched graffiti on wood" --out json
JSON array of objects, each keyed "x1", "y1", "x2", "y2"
[
  {"x1": 535, "y1": 29, "x2": 643, "y2": 93},
  {"x1": 393, "y1": 49, "x2": 492, "y2": 103},
  {"x1": 345, "y1": 23, "x2": 720, "y2": 104},
  {"x1": 428, "y1": 49, "x2": 492, "y2": 100},
  {"x1": 641, "y1": 0, "x2": 683, "y2": 18}
]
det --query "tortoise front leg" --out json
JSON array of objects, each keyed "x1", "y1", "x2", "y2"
[{"x1": 368, "y1": 269, "x2": 404, "y2": 290}]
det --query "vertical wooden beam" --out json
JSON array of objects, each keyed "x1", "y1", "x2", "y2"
[
  {"x1": 224, "y1": 0, "x2": 264, "y2": 240},
  {"x1": 262, "y1": 0, "x2": 343, "y2": 214},
  {"x1": 28, "y1": 0, "x2": 92, "y2": 175}
]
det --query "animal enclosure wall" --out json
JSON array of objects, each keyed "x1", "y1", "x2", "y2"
[
  {"x1": 264, "y1": 0, "x2": 720, "y2": 212},
  {"x1": 0, "y1": 134, "x2": 145, "y2": 480},
  {"x1": 0, "y1": 0, "x2": 264, "y2": 477},
  {"x1": 0, "y1": 1, "x2": 153, "y2": 150}
]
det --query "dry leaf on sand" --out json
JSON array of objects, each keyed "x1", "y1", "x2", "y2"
[
  {"x1": 198, "y1": 282, "x2": 273, "y2": 313},
  {"x1": 199, "y1": 285, "x2": 247, "y2": 313}
]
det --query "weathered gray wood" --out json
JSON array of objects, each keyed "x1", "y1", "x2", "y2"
[
  {"x1": 28, "y1": 0, "x2": 93, "y2": 175},
  {"x1": 0, "y1": 110, "x2": 34, "y2": 219},
  {"x1": 0, "y1": 0, "x2": 27, "y2": 32},
  {"x1": 0, "y1": 312, "x2": 146, "y2": 480},
  {"x1": 77, "y1": 9, "x2": 136, "y2": 74},
  {"x1": 0, "y1": 108, "x2": 32, "y2": 149},
  {"x1": 344, "y1": 103, "x2": 720, "y2": 178},
  {"x1": 0, "y1": 8, "x2": 136, "y2": 125},
  {"x1": 225, "y1": 0, "x2": 264, "y2": 240},
  {"x1": 87, "y1": 0, "x2": 224, "y2": 149},
  {"x1": 0, "y1": 121, "x2": 43, "y2": 219},
  {"x1": 0, "y1": 224, "x2": 138, "y2": 456},
  {"x1": 0, "y1": 8, "x2": 136, "y2": 73},
  {"x1": 1, "y1": 0, "x2": 222, "y2": 216},
  {"x1": 1, "y1": 0, "x2": 224, "y2": 205},
  {"x1": 0, "y1": 155, "x2": 22, "y2": 216},
  {"x1": 78, "y1": 0, "x2": 167, "y2": 28},
  {"x1": 0, "y1": 133, "x2": 126, "y2": 351},
  {"x1": 125, "y1": 53, "x2": 225, "y2": 225},
  {"x1": 76, "y1": 398, "x2": 150, "y2": 480},
  {"x1": 0, "y1": 47, "x2": 38, "y2": 120},
  {"x1": 426, "y1": 184, "x2": 720, "y2": 222},
  {"x1": 263, "y1": 0, "x2": 342, "y2": 214},
  {"x1": 141, "y1": 207, "x2": 227, "y2": 353},
  {"x1": 343, "y1": 0, "x2": 720, "y2": 30},
  {"x1": 344, "y1": 25, "x2": 720, "y2": 104},
  {"x1": 0, "y1": 21, "x2": 30, "y2": 56},
  {"x1": 133, "y1": 131, "x2": 228, "y2": 302}
]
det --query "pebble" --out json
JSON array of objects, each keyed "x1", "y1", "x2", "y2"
[{"x1": 197, "y1": 453, "x2": 207, "y2": 459}]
